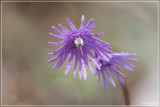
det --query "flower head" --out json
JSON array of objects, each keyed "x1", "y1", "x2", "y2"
[
  {"x1": 96, "y1": 52, "x2": 138, "y2": 90},
  {"x1": 47, "y1": 15, "x2": 112, "y2": 81}
]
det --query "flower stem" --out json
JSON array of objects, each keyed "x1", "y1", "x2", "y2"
[{"x1": 121, "y1": 83, "x2": 130, "y2": 105}]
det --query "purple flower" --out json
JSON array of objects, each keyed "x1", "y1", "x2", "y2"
[
  {"x1": 96, "y1": 52, "x2": 138, "y2": 90},
  {"x1": 47, "y1": 15, "x2": 112, "y2": 81}
]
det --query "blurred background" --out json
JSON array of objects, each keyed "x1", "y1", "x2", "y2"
[{"x1": 1, "y1": 1, "x2": 159, "y2": 105}]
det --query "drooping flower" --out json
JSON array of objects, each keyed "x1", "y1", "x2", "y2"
[
  {"x1": 47, "y1": 15, "x2": 112, "y2": 81},
  {"x1": 96, "y1": 52, "x2": 138, "y2": 90}
]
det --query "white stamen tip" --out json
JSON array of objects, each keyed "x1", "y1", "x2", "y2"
[{"x1": 74, "y1": 37, "x2": 84, "y2": 47}]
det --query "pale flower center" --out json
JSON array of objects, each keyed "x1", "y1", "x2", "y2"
[
  {"x1": 74, "y1": 37, "x2": 84, "y2": 47},
  {"x1": 73, "y1": 37, "x2": 84, "y2": 56}
]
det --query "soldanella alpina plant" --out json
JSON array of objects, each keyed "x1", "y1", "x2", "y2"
[
  {"x1": 47, "y1": 15, "x2": 138, "y2": 91},
  {"x1": 95, "y1": 52, "x2": 138, "y2": 90}
]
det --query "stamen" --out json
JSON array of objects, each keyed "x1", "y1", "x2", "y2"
[
  {"x1": 111, "y1": 66, "x2": 127, "y2": 79},
  {"x1": 74, "y1": 36, "x2": 84, "y2": 56},
  {"x1": 74, "y1": 37, "x2": 84, "y2": 47},
  {"x1": 80, "y1": 45, "x2": 83, "y2": 56}
]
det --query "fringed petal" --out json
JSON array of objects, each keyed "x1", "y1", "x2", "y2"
[
  {"x1": 82, "y1": 59, "x2": 87, "y2": 81},
  {"x1": 91, "y1": 37, "x2": 110, "y2": 46},
  {"x1": 83, "y1": 49, "x2": 96, "y2": 75},
  {"x1": 106, "y1": 68, "x2": 116, "y2": 87},
  {"x1": 109, "y1": 66, "x2": 125, "y2": 85},
  {"x1": 114, "y1": 61, "x2": 134, "y2": 72},
  {"x1": 90, "y1": 32, "x2": 104, "y2": 37},
  {"x1": 47, "y1": 55, "x2": 60, "y2": 63},
  {"x1": 48, "y1": 40, "x2": 65, "y2": 46},
  {"x1": 85, "y1": 47, "x2": 101, "y2": 69},
  {"x1": 79, "y1": 57, "x2": 83, "y2": 80},
  {"x1": 86, "y1": 19, "x2": 94, "y2": 28},
  {"x1": 73, "y1": 51, "x2": 78, "y2": 78},
  {"x1": 49, "y1": 32, "x2": 64, "y2": 39},
  {"x1": 65, "y1": 50, "x2": 75, "y2": 75},
  {"x1": 79, "y1": 15, "x2": 85, "y2": 30},
  {"x1": 66, "y1": 18, "x2": 77, "y2": 32},
  {"x1": 58, "y1": 24, "x2": 71, "y2": 33},
  {"x1": 101, "y1": 70, "x2": 109, "y2": 90},
  {"x1": 51, "y1": 26, "x2": 64, "y2": 35},
  {"x1": 96, "y1": 68, "x2": 101, "y2": 83}
]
